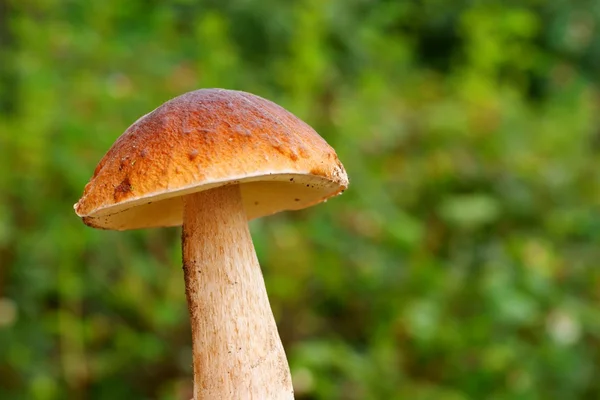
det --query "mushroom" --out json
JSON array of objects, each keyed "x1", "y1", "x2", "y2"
[{"x1": 74, "y1": 89, "x2": 348, "y2": 399}]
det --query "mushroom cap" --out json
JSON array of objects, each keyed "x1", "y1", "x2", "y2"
[{"x1": 74, "y1": 89, "x2": 348, "y2": 230}]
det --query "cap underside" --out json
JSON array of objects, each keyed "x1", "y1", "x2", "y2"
[{"x1": 78, "y1": 172, "x2": 343, "y2": 230}]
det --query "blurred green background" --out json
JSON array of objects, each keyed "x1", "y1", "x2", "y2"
[{"x1": 2, "y1": 1, "x2": 600, "y2": 399}]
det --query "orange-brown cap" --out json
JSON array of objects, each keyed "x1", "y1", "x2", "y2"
[{"x1": 74, "y1": 89, "x2": 348, "y2": 230}]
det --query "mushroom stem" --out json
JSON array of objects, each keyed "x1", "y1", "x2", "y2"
[{"x1": 182, "y1": 185, "x2": 294, "y2": 399}]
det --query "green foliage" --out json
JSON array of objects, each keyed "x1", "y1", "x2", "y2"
[{"x1": 2, "y1": 0, "x2": 600, "y2": 399}]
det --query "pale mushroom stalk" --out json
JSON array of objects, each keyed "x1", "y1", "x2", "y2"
[{"x1": 182, "y1": 185, "x2": 292, "y2": 398}]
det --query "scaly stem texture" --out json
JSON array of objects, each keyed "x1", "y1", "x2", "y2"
[{"x1": 182, "y1": 185, "x2": 294, "y2": 399}]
